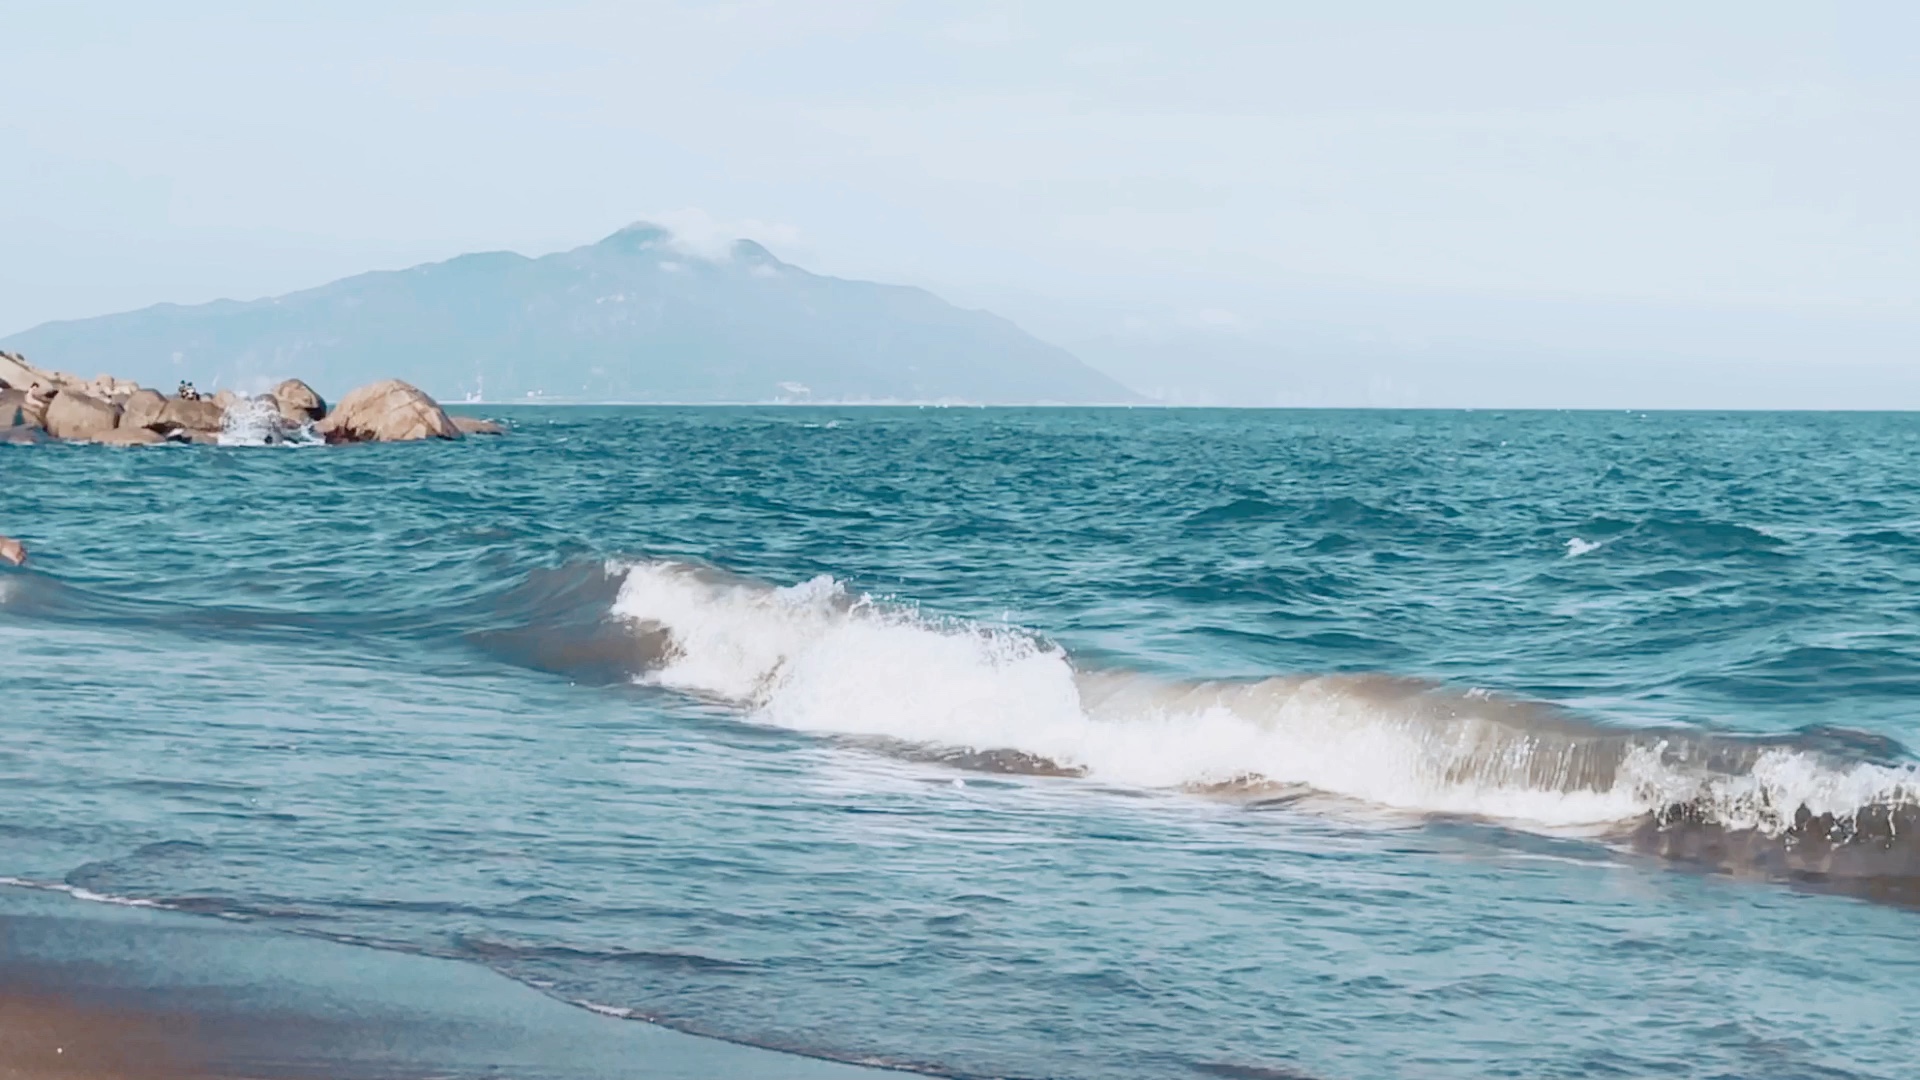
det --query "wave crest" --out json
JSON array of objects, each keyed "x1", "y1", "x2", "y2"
[{"x1": 607, "y1": 560, "x2": 1918, "y2": 843}]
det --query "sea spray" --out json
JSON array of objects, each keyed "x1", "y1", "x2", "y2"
[
  {"x1": 218, "y1": 395, "x2": 323, "y2": 447},
  {"x1": 610, "y1": 558, "x2": 1920, "y2": 841}
]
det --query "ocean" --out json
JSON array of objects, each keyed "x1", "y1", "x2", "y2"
[{"x1": 2, "y1": 406, "x2": 1917, "y2": 1080}]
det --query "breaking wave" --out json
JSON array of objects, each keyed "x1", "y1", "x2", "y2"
[
  {"x1": 606, "y1": 558, "x2": 1920, "y2": 897},
  {"x1": 218, "y1": 395, "x2": 322, "y2": 447}
]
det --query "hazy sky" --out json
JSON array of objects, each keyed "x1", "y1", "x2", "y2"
[{"x1": 7, "y1": 2, "x2": 1919, "y2": 403}]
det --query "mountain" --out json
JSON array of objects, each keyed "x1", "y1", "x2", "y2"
[{"x1": 0, "y1": 225, "x2": 1138, "y2": 404}]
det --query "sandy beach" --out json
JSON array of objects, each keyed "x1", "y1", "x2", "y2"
[{"x1": 0, "y1": 993, "x2": 205, "y2": 1080}]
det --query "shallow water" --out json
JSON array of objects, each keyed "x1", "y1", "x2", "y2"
[{"x1": 3, "y1": 407, "x2": 1919, "y2": 1079}]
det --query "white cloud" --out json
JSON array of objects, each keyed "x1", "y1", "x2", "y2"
[{"x1": 645, "y1": 208, "x2": 803, "y2": 262}]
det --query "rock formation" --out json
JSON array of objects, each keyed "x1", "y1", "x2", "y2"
[
  {"x1": 0, "y1": 535, "x2": 24, "y2": 566},
  {"x1": 120, "y1": 389, "x2": 168, "y2": 431},
  {"x1": 42, "y1": 390, "x2": 123, "y2": 441},
  {"x1": 271, "y1": 378, "x2": 326, "y2": 423},
  {"x1": 157, "y1": 397, "x2": 226, "y2": 435},
  {"x1": 0, "y1": 348, "x2": 495, "y2": 449},
  {"x1": 0, "y1": 352, "x2": 37, "y2": 392},
  {"x1": 315, "y1": 380, "x2": 462, "y2": 443}
]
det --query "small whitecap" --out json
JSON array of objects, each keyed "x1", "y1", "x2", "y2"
[{"x1": 1565, "y1": 538, "x2": 1602, "y2": 558}]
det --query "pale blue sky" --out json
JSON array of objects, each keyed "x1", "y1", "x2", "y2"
[{"x1": 6, "y1": 1, "x2": 1919, "y2": 404}]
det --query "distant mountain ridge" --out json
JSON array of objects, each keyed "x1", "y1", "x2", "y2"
[{"x1": 0, "y1": 224, "x2": 1138, "y2": 404}]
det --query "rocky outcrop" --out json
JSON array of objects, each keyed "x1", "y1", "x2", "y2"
[
  {"x1": 121, "y1": 389, "x2": 168, "y2": 431},
  {"x1": 271, "y1": 379, "x2": 325, "y2": 423},
  {"x1": 0, "y1": 535, "x2": 24, "y2": 566},
  {"x1": 315, "y1": 380, "x2": 461, "y2": 443},
  {"x1": 43, "y1": 391, "x2": 123, "y2": 441},
  {"x1": 157, "y1": 397, "x2": 227, "y2": 434},
  {"x1": 450, "y1": 416, "x2": 506, "y2": 436},
  {"x1": 0, "y1": 348, "x2": 494, "y2": 449},
  {"x1": 86, "y1": 374, "x2": 139, "y2": 401},
  {"x1": 0, "y1": 351, "x2": 37, "y2": 392}
]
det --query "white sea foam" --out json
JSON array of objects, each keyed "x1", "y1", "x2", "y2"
[
  {"x1": 609, "y1": 560, "x2": 1920, "y2": 835},
  {"x1": 0, "y1": 875, "x2": 165, "y2": 908},
  {"x1": 218, "y1": 396, "x2": 322, "y2": 447},
  {"x1": 1565, "y1": 537, "x2": 1602, "y2": 557}
]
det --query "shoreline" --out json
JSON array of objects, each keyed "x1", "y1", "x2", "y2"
[{"x1": 0, "y1": 883, "x2": 899, "y2": 1080}]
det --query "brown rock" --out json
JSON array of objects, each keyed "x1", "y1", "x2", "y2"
[
  {"x1": 122, "y1": 388, "x2": 169, "y2": 430},
  {"x1": 86, "y1": 373, "x2": 137, "y2": 400},
  {"x1": 212, "y1": 388, "x2": 242, "y2": 410},
  {"x1": 89, "y1": 427, "x2": 168, "y2": 446},
  {"x1": 0, "y1": 351, "x2": 40, "y2": 391},
  {"x1": 0, "y1": 535, "x2": 24, "y2": 566},
  {"x1": 451, "y1": 415, "x2": 506, "y2": 436},
  {"x1": 271, "y1": 378, "x2": 326, "y2": 422},
  {"x1": 43, "y1": 390, "x2": 123, "y2": 440},
  {"x1": 315, "y1": 379, "x2": 461, "y2": 443},
  {"x1": 157, "y1": 397, "x2": 227, "y2": 433}
]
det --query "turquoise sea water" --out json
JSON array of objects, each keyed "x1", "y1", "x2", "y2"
[{"x1": 3, "y1": 407, "x2": 1918, "y2": 1079}]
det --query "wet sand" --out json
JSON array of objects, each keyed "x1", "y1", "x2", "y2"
[
  {"x1": 0, "y1": 993, "x2": 205, "y2": 1080},
  {"x1": 0, "y1": 885, "x2": 895, "y2": 1080}
]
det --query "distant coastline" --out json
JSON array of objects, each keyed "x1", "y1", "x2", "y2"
[{"x1": 1, "y1": 223, "x2": 1141, "y2": 408}]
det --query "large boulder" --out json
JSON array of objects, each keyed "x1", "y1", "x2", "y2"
[
  {"x1": 86, "y1": 373, "x2": 138, "y2": 401},
  {"x1": 315, "y1": 380, "x2": 460, "y2": 443},
  {"x1": 157, "y1": 396, "x2": 227, "y2": 434},
  {"x1": 271, "y1": 379, "x2": 326, "y2": 423},
  {"x1": 0, "y1": 351, "x2": 41, "y2": 391},
  {"x1": 43, "y1": 390, "x2": 122, "y2": 441},
  {"x1": 212, "y1": 388, "x2": 243, "y2": 410},
  {"x1": 121, "y1": 389, "x2": 168, "y2": 431}
]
